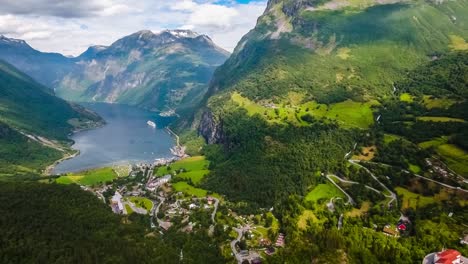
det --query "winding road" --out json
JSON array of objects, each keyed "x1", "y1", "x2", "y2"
[
  {"x1": 326, "y1": 174, "x2": 356, "y2": 205},
  {"x1": 349, "y1": 160, "x2": 397, "y2": 206}
]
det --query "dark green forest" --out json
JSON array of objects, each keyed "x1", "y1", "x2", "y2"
[{"x1": 0, "y1": 182, "x2": 225, "y2": 264}]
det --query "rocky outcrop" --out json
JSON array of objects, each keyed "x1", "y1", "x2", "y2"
[{"x1": 198, "y1": 110, "x2": 224, "y2": 144}]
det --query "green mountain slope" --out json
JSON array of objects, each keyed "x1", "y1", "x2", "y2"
[
  {"x1": 189, "y1": 1, "x2": 468, "y2": 262},
  {"x1": 195, "y1": 0, "x2": 468, "y2": 204},
  {"x1": 0, "y1": 60, "x2": 102, "y2": 177}
]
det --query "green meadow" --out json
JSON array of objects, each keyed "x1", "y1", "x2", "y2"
[
  {"x1": 128, "y1": 197, "x2": 153, "y2": 211},
  {"x1": 232, "y1": 92, "x2": 376, "y2": 129},
  {"x1": 56, "y1": 167, "x2": 118, "y2": 186},
  {"x1": 395, "y1": 187, "x2": 436, "y2": 210},
  {"x1": 305, "y1": 183, "x2": 344, "y2": 203}
]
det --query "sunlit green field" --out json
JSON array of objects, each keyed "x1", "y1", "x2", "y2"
[
  {"x1": 232, "y1": 92, "x2": 376, "y2": 129},
  {"x1": 128, "y1": 197, "x2": 153, "y2": 211},
  {"x1": 56, "y1": 167, "x2": 118, "y2": 186},
  {"x1": 305, "y1": 183, "x2": 344, "y2": 203},
  {"x1": 172, "y1": 182, "x2": 207, "y2": 197},
  {"x1": 395, "y1": 187, "x2": 436, "y2": 210}
]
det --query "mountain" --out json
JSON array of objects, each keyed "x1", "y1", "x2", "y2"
[
  {"x1": 0, "y1": 30, "x2": 230, "y2": 112},
  {"x1": 58, "y1": 29, "x2": 229, "y2": 112},
  {"x1": 0, "y1": 60, "x2": 102, "y2": 177},
  {"x1": 0, "y1": 35, "x2": 74, "y2": 89},
  {"x1": 188, "y1": 0, "x2": 468, "y2": 262},
  {"x1": 196, "y1": 0, "x2": 468, "y2": 202}
]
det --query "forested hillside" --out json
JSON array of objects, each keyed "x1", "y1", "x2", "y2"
[
  {"x1": 196, "y1": 0, "x2": 468, "y2": 206},
  {"x1": 185, "y1": 1, "x2": 468, "y2": 262},
  {"x1": 0, "y1": 60, "x2": 102, "y2": 177},
  {"x1": 0, "y1": 182, "x2": 225, "y2": 263}
]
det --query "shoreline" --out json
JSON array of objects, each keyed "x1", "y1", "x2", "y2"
[
  {"x1": 44, "y1": 120, "x2": 105, "y2": 176},
  {"x1": 44, "y1": 150, "x2": 80, "y2": 176}
]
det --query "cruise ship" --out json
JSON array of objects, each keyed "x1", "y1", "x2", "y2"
[{"x1": 147, "y1": 120, "x2": 156, "y2": 128}]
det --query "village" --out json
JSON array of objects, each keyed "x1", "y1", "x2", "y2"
[{"x1": 83, "y1": 156, "x2": 286, "y2": 264}]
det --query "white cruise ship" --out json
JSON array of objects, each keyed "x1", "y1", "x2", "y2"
[{"x1": 147, "y1": 120, "x2": 156, "y2": 128}]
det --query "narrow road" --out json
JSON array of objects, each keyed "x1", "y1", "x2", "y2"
[
  {"x1": 349, "y1": 160, "x2": 397, "y2": 206},
  {"x1": 358, "y1": 160, "x2": 468, "y2": 194},
  {"x1": 230, "y1": 228, "x2": 244, "y2": 264},
  {"x1": 211, "y1": 198, "x2": 219, "y2": 224},
  {"x1": 328, "y1": 174, "x2": 383, "y2": 195},
  {"x1": 166, "y1": 127, "x2": 180, "y2": 147},
  {"x1": 326, "y1": 174, "x2": 356, "y2": 205}
]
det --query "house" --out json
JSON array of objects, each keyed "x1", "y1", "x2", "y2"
[
  {"x1": 111, "y1": 191, "x2": 124, "y2": 214},
  {"x1": 275, "y1": 233, "x2": 285, "y2": 247},
  {"x1": 207, "y1": 196, "x2": 214, "y2": 205},
  {"x1": 434, "y1": 249, "x2": 463, "y2": 264},
  {"x1": 382, "y1": 225, "x2": 399, "y2": 237},
  {"x1": 461, "y1": 235, "x2": 468, "y2": 245},
  {"x1": 189, "y1": 203, "x2": 198, "y2": 210}
]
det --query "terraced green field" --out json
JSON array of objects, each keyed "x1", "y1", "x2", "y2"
[
  {"x1": 177, "y1": 170, "x2": 210, "y2": 185},
  {"x1": 419, "y1": 138, "x2": 468, "y2": 176},
  {"x1": 395, "y1": 187, "x2": 436, "y2": 210},
  {"x1": 305, "y1": 183, "x2": 344, "y2": 203},
  {"x1": 172, "y1": 182, "x2": 207, "y2": 197},
  {"x1": 232, "y1": 92, "x2": 376, "y2": 129},
  {"x1": 417, "y1": 116, "x2": 465, "y2": 123},
  {"x1": 155, "y1": 156, "x2": 209, "y2": 176},
  {"x1": 56, "y1": 167, "x2": 118, "y2": 186}
]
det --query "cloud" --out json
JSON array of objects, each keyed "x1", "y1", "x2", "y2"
[
  {"x1": 0, "y1": 0, "x2": 135, "y2": 18},
  {"x1": 0, "y1": 0, "x2": 267, "y2": 55}
]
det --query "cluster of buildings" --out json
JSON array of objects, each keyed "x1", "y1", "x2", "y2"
[
  {"x1": 111, "y1": 191, "x2": 125, "y2": 214},
  {"x1": 146, "y1": 175, "x2": 171, "y2": 191},
  {"x1": 423, "y1": 249, "x2": 467, "y2": 264}
]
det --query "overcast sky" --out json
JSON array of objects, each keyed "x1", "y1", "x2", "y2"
[{"x1": 0, "y1": 0, "x2": 267, "y2": 56}]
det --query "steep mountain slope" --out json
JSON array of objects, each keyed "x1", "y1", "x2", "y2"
[
  {"x1": 195, "y1": 0, "x2": 468, "y2": 205},
  {"x1": 0, "y1": 60, "x2": 102, "y2": 177},
  {"x1": 0, "y1": 30, "x2": 229, "y2": 112},
  {"x1": 0, "y1": 35, "x2": 74, "y2": 89},
  {"x1": 58, "y1": 30, "x2": 229, "y2": 112}
]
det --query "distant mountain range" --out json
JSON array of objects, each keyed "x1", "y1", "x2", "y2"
[{"x1": 0, "y1": 30, "x2": 229, "y2": 112}]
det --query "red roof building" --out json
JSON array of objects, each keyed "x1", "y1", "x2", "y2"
[{"x1": 434, "y1": 249, "x2": 462, "y2": 264}]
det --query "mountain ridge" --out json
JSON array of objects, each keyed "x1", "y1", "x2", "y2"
[{"x1": 0, "y1": 30, "x2": 230, "y2": 112}]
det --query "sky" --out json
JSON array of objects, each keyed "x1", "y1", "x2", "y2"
[{"x1": 0, "y1": 0, "x2": 267, "y2": 56}]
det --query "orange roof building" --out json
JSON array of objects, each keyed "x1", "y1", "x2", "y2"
[{"x1": 434, "y1": 249, "x2": 462, "y2": 264}]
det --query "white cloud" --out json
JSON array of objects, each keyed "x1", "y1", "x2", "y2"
[{"x1": 0, "y1": 0, "x2": 267, "y2": 56}]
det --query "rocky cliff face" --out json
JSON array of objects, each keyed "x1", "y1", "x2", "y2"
[{"x1": 198, "y1": 110, "x2": 224, "y2": 144}]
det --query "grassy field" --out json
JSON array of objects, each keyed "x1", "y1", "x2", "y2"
[
  {"x1": 177, "y1": 170, "x2": 210, "y2": 185},
  {"x1": 297, "y1": 210, "x2": 320, "y2": 230},
  {"x1": 305, "y1": 183, "x2": 344, "y2": 203},
  {"x1": 436, "y1": 144, "x2": 468, "y2": 176},
  {"x1": 395, "y1": 187, "x2": 436, "y2": 210},
  {"x1": 409, "y1": 164, "x2": 422, "y2": 174},
  {"x1": 56, "y1": 167, "x2": 118, "y2": 186},
  {"x1": 346, "y1": 201, "x2": 371, "y2": 217},
  {"x1": 125, "y1": 204, "x2": 133, "y2": 214},
  {"x1": 128, "y1": 197, "x2": 153, "y2": 211},
  {"x1": 422, "y1": 96, "x2": 458, "y2": 109},
  {"x1": 383, "y1": 134, "x2": 403, "y2": 144},
  {"x1": 172, "y1": 182, "x2": 207, "y2": 197},
  {"x1": 155, "y1": 156, "x2": 209, "y2": 177},
  {"x1": 417, "y1": 116, "x2": 465, "y2": 123},
  {"x1": 419, "y1": 138, "x2": 468, "y2": 176},
  {"x1": 232, "y1": 92, "x2": 376, "y2": 129},
  {"x1": 399, "y1": 93, "x2": 414, "y2": 103}
]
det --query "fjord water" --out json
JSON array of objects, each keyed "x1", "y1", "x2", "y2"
[{"x1": 53, "y1": 103, "x2": 175, "y2": 174}]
